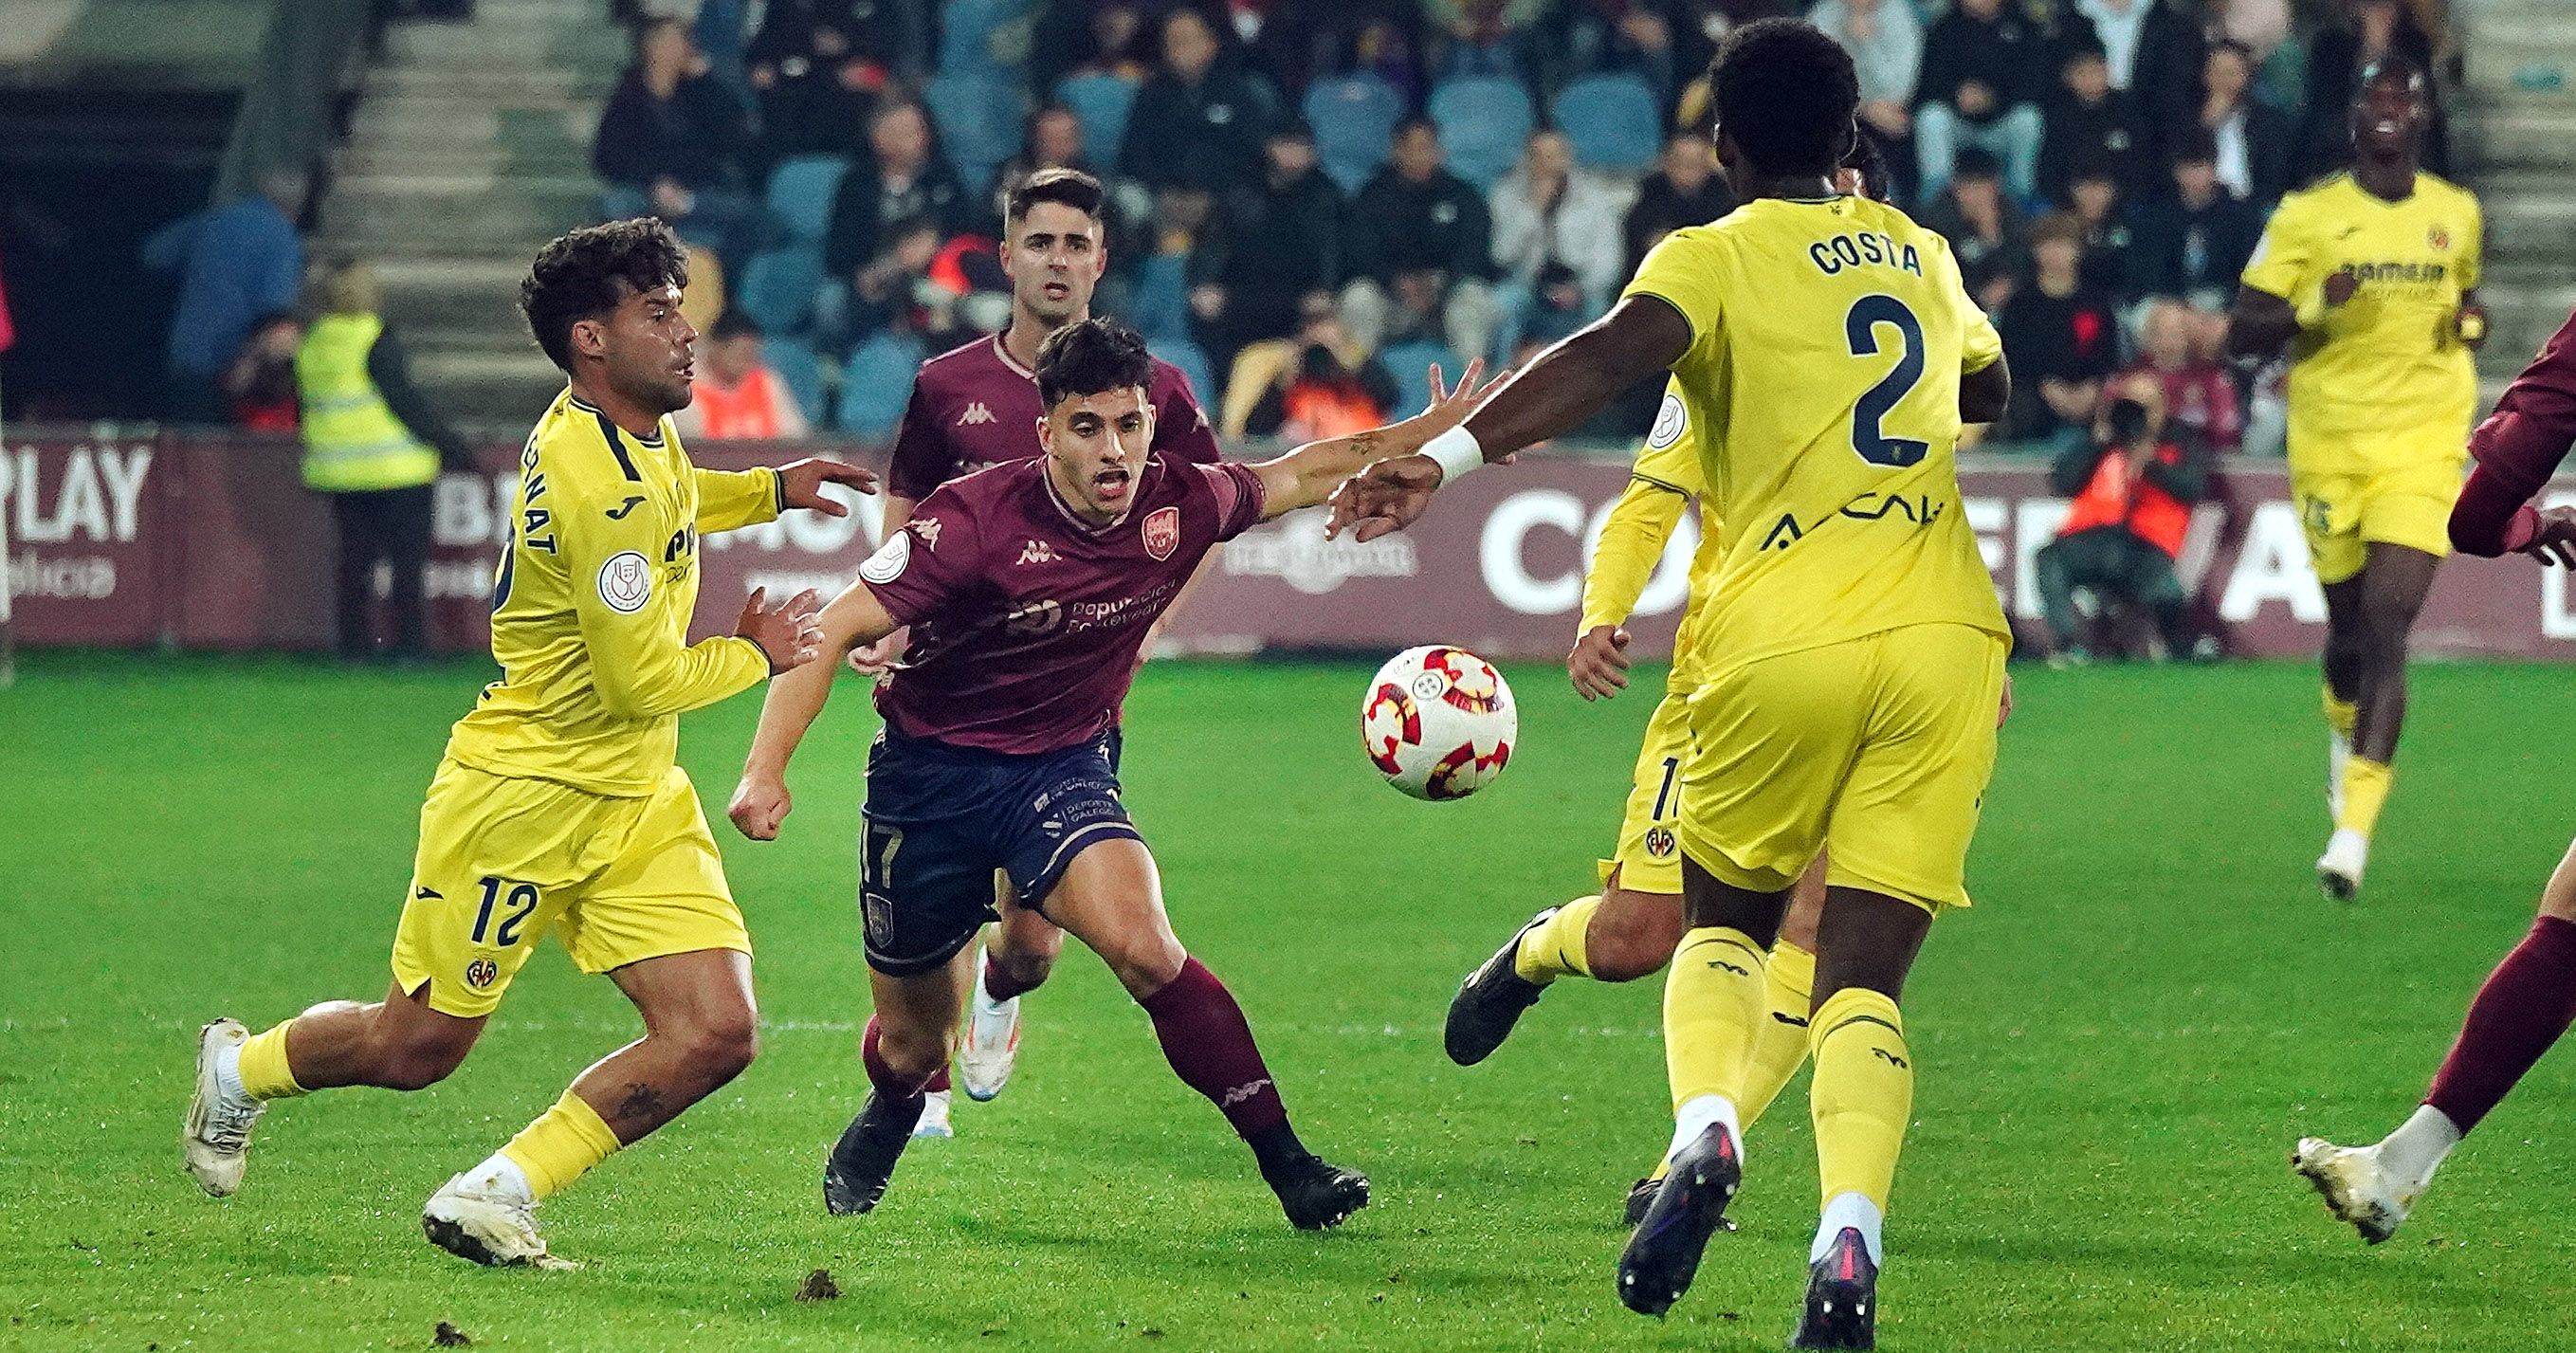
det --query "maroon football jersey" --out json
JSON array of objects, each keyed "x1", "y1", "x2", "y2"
[
  {"x1": 860, "y1": 455, "x2": 1268, "y2": 754},
  {"x1": 887, "y1": 332, "x2": 1222, "y2": 502}
]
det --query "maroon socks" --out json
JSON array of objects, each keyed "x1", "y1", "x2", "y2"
[
  {"x1": 1138, "y1": 956, "x2": 1290, "y2": 1142},
  {"x1": 2425, "y1": 916, "x2": 2576, "y2": 1133}
]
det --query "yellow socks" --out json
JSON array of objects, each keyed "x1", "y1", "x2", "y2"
[
  {"x1": 1740, "y1": 941, "x2": 1817, "y2": 1129},
  {"x1": 236, "y1": 1022, "x2": 307, "y2": 1101},
  {"x1": 2323, "y1": 686, "x2": 2358, "y2": 741},
  {"x1": 1662, "y1": 926, "x2": 1767, "y2": 1157},
  {"x1": 500, "y1": 1090, "x2": 622, "y2": 1199},
  {"x1": 1513, "y1": 895, "x2": 1603, "y2": 984},
  {"x1": 2337, "y1": 757, "x2": 2392, "y2": 837},
  {"x1": 1810, "y1": 988, "x2": 1911, "y2": 1230}
]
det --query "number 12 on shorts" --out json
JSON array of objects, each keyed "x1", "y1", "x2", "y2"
[{"x1": 470, "y1": 876, "x2": 539, "y2": 947}]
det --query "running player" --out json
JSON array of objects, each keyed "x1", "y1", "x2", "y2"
[
  {"x1": 179, "y1": 219, "x2": 873, "y2": 1267},
  {"x1": 1329, "y1": 22, "x2": 2012, "y2": 1346},
  {"x1": 728, "y1": 320, "x2": 1480, "y2": 1229},
  {"x1": 855, "y1": 169, "x2": 1226, "y2": 1129},
  {"x1": 2225, "y1": 57, "x2": 2485, "y2": 901},
  {"x1": 2294, "y1": 307, "x2": 2576, "y2": 1241}
]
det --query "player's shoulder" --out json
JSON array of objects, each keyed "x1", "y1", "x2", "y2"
[
  {"x1": 2272, "y1": 174, "x2": 2348, "y2": 219},
  {"x1": 2415, "y1": 172, "x2": 2479, "y2": 212},
  {"x1": 913, "y1": 334, "x2": 1001, "y2": 390},
  {"x1": 527, "y1": 393, "x2": 646, "y2": 503}
]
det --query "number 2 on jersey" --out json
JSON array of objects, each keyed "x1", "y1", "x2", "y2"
[{"x1": 1845, "y1": 295, "x2": 1929, "y2": 469}]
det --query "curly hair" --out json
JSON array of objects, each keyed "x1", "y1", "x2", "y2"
[
  {"x1": 519, "y1": 217, "x2": 690, "y2": 373},
  {"x1": 1709, "y1": 18, "x2": 1860, "y2": 179},
  {"x1": 1034, "y1": 318, "x2": 1152, "y2": 412}
]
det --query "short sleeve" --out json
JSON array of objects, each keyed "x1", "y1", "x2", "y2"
[
  {"x1": 859, "y1": 489, "x2": 983, "y2": 627},
  {"x1": 1621, "y1": 229, "x2": 1726, "y2": 349},
  {"x1": 1197, "y1": 460, "x2": 1269, "y2": 541},
  {"x1": 1628, "y1": 380, "x2": 1706, "y2": 494},
  {"x1": 886, "y1": 377, "x2": 954, "y2": 502},
  {"x1": 1154, "y1": 367, "x2": 1223, "y2": 465},
  {"x1": 2239, "y1": 196, "x2": 2311, "y2": 301}
]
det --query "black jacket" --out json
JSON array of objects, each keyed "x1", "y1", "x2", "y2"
[
  {"x1": 1193, "y1": 165, "x2": 1345, "y2": 297},
  {"x1": 1115, "y1": 61, "x2": 1279, "y2": 194},
  {"x1": 592, "y1": 72, "x2": 752, "y2": 190},
  {"x1": 822, "y1": 153, "x2": 970, "y2": 281},
  {"x1": 1622, "y1": 172, "x2": 1736, "y2": 271},
  {"x1": 1345, "y1": 166, "x2": 1495, "y2": 285},
  {"x1": 2037, "y1": 88, "x2": 2153, "y2": 207},
  {"x1": 2126, "y1": 186, "x2": 2262, "y2": 299},
  {"x1": 1917, "y1": 5, "x2": 2051, "y2": 116}
]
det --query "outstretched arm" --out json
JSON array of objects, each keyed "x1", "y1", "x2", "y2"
[
  {"x1": 1571, "y1": 474, "x2": 1687, "y2": 701},
  {"x1": 1250, "y1": 359, "x2": 1492, "y2": 519},
  {"x1": 729, "y1": 580, "x2": 904, "y2": 840}
]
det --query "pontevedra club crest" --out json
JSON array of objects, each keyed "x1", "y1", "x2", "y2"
[{"x1": 1142, "y1": 506, "x2": 1180, "y2": 561}]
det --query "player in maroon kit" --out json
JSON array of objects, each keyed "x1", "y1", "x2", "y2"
[
  {"x1": 2295, "y1": 308, "x2": 2576, "y2": 1241},
  {"x1": 728, "y1": 319, "x2": 1482, "y2": 1227},
  {"x1": 853, "y1": 170, "x2": 1224, "y2": 1125}
]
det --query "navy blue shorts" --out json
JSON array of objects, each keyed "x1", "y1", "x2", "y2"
[{"x1": 858, "y1": 725, "x2": 1137, "y2": 977}]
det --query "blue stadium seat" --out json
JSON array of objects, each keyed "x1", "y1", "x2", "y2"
[
  {"x1": 1147, "y1": 337, "x2": 1215, "y2": 411},
  {"x1": 1303, "y1": 72, "x2": 1402, "y2": 194},
  {"x1": 1551, "y1": 73, "x2": 1660, "y2": 175},
  {"x1": 735, "y1": 245, "x2": 825, "y2": 337},
  {"x1": 1124, "y1": 252, "x2": 1191, "y2": 344},
  {"x1": 762, "y1": 336, "x2": 825, "y2": 427},
  {"x1": 938, "y1": 0, "x2": 1036, "y2": 82},
  {"x1": 1053, "y1": 73, "x2": 1139, "y2": 174},
  {"x1": 1427, "y1": 76, "x2": 1535, "y2": 191},
  {"x1": 926, "y1": 74, "x2": 1029, "y2": 198},
  {"x1": 1379, "y1": 338, "x2": 1461, "y2": 418},
  {"x1": 765, "y1": 155, "x2": 850, "y2": 246},
  {"x1": 835, "y1": 330, "x2": 928, "y2": 440}
]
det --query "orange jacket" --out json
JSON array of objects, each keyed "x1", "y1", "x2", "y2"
[
  {"x1": 2058, "y1": 441, "x2": 2192, "y2": 558},
  {"x1": 691, "y1": 367, "x2": 786, "y2": 439}
]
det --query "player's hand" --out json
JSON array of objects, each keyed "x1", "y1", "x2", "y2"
[
  {"x1": 847, "y1": 626, "x2": 907, "y2": 674},
  {"x1": 1567, "y1": 624, "x2": 1632, "y2": 702},
  {"x1": 2455, "y1": 300, "x2": 2490, "y2": 350},
  {"x1": 738, "y1": 587, "x2": 824, "y2": 674},
  {"x1": 776, "y1": 458, "x2": 879, "y2": 516},
  {"x1": 2523, "y1": 506, "x2": 2576, "y2": 568},
  {"x1": 2323, "y1": 268, "x2": 2361, "y2": 308},
  {"x1": 1326, "y1": 455, "x2": 1446, "y2": 542},
  {"x1": 727, "y1": 772, "x2": 793, "y2": 841}
]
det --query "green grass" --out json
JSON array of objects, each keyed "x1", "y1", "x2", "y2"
[{"x1": 8, "y1": 652, "x2": 2576, "y2": 1351}]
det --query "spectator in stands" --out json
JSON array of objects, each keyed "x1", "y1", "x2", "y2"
[
  {"x1": 2127, "y1": 129, "x2": 2261, "y2": 310},
  {"x1": 2206, "y1": 0, "x2": 2290, "y2": 65},
  {"x1": 823, "y1": 101, "x2": 969, "y2": 307},
  {"x1": 1032, "y1": 1, "x2": 1158, "y2": 93},
  {"x1": 2197, "y1": 39, "x2": 2294, "y2": 207},
  {"x1": 2120, "y1": 295, "x2": 2241, "y2": 451},
  {"x1": 1491, "y1": 129, "x2": 1625, "y2": 361},
  {"x1": 1422, "y1": 0, "x2": 1545, "y2": 84},
  {"x1": 1809, "y1": 0, "x2": 1921, "y2": 201},
  {"x1": 2065, "y1": 156, "x2": 2133, "y2": 299},
  {"x1": 1623, "y1": 132, "x2": 1734, "y2": 272},
  {"x1": 1128, "y1": 187, "x2": 1215, "y2": 346},
  {"x1": 142, "y1": 168, "x2": 306, "y2": 424},
  {"x1": 2037, "y1": 39, "x2": 2151, "y2": 209},
  {"x1": 1117, "y1": 6, "x2": 1279, "y2": 196},
  {"x1": 223, "y1": 314, "x2": 303, "y2": 431},
  {"x1": 2302, "y1": 0, "x2": 2447, "y2": 179},
  {"x1": 1244, "y1": 298, "x2": 1400, "y2": 442},
  {"x1": 2070, "y1": 0, "x2": 2205, "y2": 137},
  {"x1": 817, "y1": 213, "x2": 946, "y2": 353},
  {"x1": 1917, "y1": 148, "x2": 2027, "y2": 313},
  {"x1": 594, "y1": 19, "x2": 762, "y2": 264},
  {"x1": 1000, "y1": 102, "x2": 1098, "y2": 190},
  {"x1": 1914, "y1": 0, "x2": 2047, "y2": 202},
  {"x1": 1190, "y1": 119, "x2": 1345, "y2": 379},
  {"x1": 1999, "y1": 211, "x2": 2121, "y2": 445},
  {"x1": 674, "y1": 309, "x2": 811, "y2": 440},
  {"x1": 293, "y1": 260, "x2": 469, "y2": 664},
  {"x1": 744, "y1": 0, "x2": 919, "y2": 160},
  {"x1": 1340, "y1": 116, "x2": 1501, "y2": 364},
  {"x1": 2037, "y1": 377, "x2": 2217, "y2": 663},
  {"x1": 1540, "y1": 1, "x2": 1683, "y2": 106}
]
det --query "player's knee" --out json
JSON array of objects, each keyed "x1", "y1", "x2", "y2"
[
  {"x1": 876, "y1": 1018, "x2": 952, "y2": 1081},
  {"x1": 684, "y1": 1006, "x2": 760, "y2": 1082},
  {"x1": 1111, "y1": 935, "x2": 1188, "y2": 999},
  {"x1": 995, "y1": 943, "x2": 1056, "y2": 992},
  {"x1": 1585, "y1": 925, "x2": 1671, "y2": 982}
]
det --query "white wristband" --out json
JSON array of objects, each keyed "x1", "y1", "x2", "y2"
[{"x1": 1421, "y1": 426, "x2": 1486, "y2": 484}]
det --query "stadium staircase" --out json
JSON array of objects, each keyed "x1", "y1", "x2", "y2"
[
  {"x1": 2457, "y1": 0, "x2": 2576, "y2": 389},
  {"x1": 317, "y1": 0, "x2": 626, "y2": 431}
]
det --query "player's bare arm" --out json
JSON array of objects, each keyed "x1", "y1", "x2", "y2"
[
  {"x1": 1961, "y1": 359, "x2": 2012, "y2": 426},
  {"x1": 2224, "y1": 284, "x2": 2304, "y2": 361},
  {"x1": 1250, "y1": 359, "x2": 1489, "y2": 520},
  {"x1": 730, "y1": 580, "x2": 903, "y2": 840}
]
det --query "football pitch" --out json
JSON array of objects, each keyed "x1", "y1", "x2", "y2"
[{"x1": 9, "y1": 653, "x2": 2576, "y2": 1351}]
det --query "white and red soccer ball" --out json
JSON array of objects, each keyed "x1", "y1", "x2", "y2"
[{"x1": 1361, "y1": 646, "x2": 1517, "y2": 801}]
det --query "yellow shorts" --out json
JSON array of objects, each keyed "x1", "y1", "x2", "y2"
[
  {"x1": 1677, "y1": 624, "x2": 2007, "y2": 914},
  {"x1": 1597, "y1": 686, "x2": 1692, "y2": 895},
  {"x1": 390, "y1": 759, "x2": 749, "y2": 1017},
  {"x1": 2290, "y1": 439, "x2": 2466, "y2": 586}
]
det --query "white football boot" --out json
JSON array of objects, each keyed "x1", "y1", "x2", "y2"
[
  {"x1": 423, "y1": 1170, "x2": 577, "y2": 1270},
  {"x1": 2293, "y1": 1138, "x2": 2414, "y2": 1243},
  {"x1": 2317, "y1": 828, "x2": 2368, "y2": 902},
  {"x1": 958, "y1": 942, "x2": 1022, "y2": 1102},
  {"x1": 912, "y1": 1088, "x2": 955, "y2": 1139},
  {"x1": 182, "y1": 1018, "x2": 266, "y2": 1198}
]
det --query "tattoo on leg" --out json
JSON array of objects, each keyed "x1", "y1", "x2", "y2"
[{"x1": 611, "y1": 1082, "x2": 668, "y2": 1130}]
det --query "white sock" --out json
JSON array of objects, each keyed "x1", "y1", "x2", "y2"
[
  {"x1": 2376, "y1": 1104, "x2": 2462, "y2": 1196},
  {"x1": 1668, "y1": 1092, "x2": 1743, "y2": 1164},
  {"x1": 461, "y1": 1152, "x2": 535, "y2": 1204},
  {"x1": 213, "y1": 1040, "x2": 249, "y2": 1103},
  {"x1": 1813, "y1": 1190, "x2": 1886, "y2": 1267}
]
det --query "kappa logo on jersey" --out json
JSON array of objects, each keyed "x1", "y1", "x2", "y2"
[
  {"x1": 956, "y1": 402, "x2": 997, "y2": 427},
  {"x1": 1647, "y1": 393, "x2": 1689, "y2": 449},
  {"x1": 911, "y1": 516, "x2": 942, "y2": 550},
  {"x1": 1142, "y1": 505, "x2": 1180, "y2": 561},
  {"x1": 860, "y1": 530, "x2": 913, "y2": 584},
  {"x1": 596, "y1": 551, "x2": 652, "y2": 613},
  {"x1": 1016, "y1": 539, "x2": 1061, "y2": 566}
]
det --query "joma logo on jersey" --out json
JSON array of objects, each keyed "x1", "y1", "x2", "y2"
[
  {"x1": 1807, "y1": 230, "x2": 1924, "y2": 278},
  {"x1": 1016, "y1": 539, "x2": 1060, "y2": 566},
  {"x1": 956, "y1": 402, "x2": 996, "y2": 426}
]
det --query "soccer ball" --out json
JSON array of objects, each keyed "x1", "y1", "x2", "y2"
[{"x1": 1361, "y1": 646, "x2": 1517, "y2": 801}]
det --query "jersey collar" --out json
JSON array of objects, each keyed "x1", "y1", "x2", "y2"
[{"x1": 567, "y1": 393, "x2": 667, "y2": 447}]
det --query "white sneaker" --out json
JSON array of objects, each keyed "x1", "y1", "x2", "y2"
[
  {"x1": 2329, "y1": 730, "x2": 2351, "y2": 820},
  {"x1": 2293, "y1": 1137, "x2": 2414, "y2": 1243},
  {"x1": 958, "y1": 944, "x2": 1021, "y2": 1102},
  {"x1": 2317, "y1": 828, "x2": 2368, "y2": 902},
  {"x1": 182, "y1": 1018, "x2": 265, "y2": 1198},
  {"x1": 423, "y1": 1172, "x2": 576, "y2": 1270},
  {"x1": 912, "y1": 1088, "x2": 955, "y2": 1139}
]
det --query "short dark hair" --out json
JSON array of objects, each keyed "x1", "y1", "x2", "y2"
[
  {"x1": 2169, "y1": 127, "x2": 2220, "y2": 167},
  {"x1": 1709, "y1": 18, "x2": 1858, "y2": 178},
  {"x1": 710, "y1": 308, "x2": 761, "y2": 341},
  {"x1": 1035, "y1": 318, "x2": 1153, "y2": 411},
  {"x1": 2062, "y1": 37, "x2": 2109, "y2": 68},
  {"x1": 1395, "y1": 114, "x2": 1439, "y2": 143},
  {"x1": 1005, "y1": 167, "x2": 1105, "y2": 226},
  {"x1": 519, "y1": 218, "x2": 688, "y2": 373},
  {"x1": 1953, "y1": 146, "x2": 2003, "y2": 182}
]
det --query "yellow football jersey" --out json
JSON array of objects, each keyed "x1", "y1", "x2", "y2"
[
  {"x1": 2240, "y1": 172, "x2": 2481, "y2": 468},
  {"x1": 1580, "y1": 378, "x2": 1726, "y2": 689},
  {"x1": 1621, "y1": 195, "x2": 2009, "y2": 677},
  {"x1": 445, "y1": 391, "x2": 782, "y2": 797}
]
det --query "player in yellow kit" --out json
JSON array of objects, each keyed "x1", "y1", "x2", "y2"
[
  {"x1": 1330, "y1": 22, "x2": 2011, "y2": 1346},
  {"x1": 179, "y1": 219, "x2": 872, "y2": 1267},
  {"x1": 2226, "y1": 57, "x2": 2484, "y2": 901}
]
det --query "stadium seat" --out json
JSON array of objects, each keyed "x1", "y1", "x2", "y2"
[
  {"x1": 1379, "y1": 338, "x2": 1461, "y2": 417},
  {"x1": 765, "y1": 155, "x2": 850, "y2": 246},
  {"x1": 1303, "y1": 73, "x2": 1402, "y2": 194},
  {"x1": 926, "y1": 74, "x2": 1029, "y2": 197},
  {"x1": 835, "y1": 330, "x2": 928, "y2": 440},
  {"x1": 1125, "y1": 252, "x2": 1192, "y2": 343},
  {"x1": 1552, "y1": 73, "x2": 1660, "y2": 175},
  {"x1": 763, "y1": 335, "x2": 826, "y2": 427},
  {"x1": 1147, "y1": 337, "x2": 1215, "y2": 412},
  {"x1": 1427, "y1": 76, "x2": 1535, "y2": 191},
  {"x1": 735, "y1": 245, "x2": 825, "y2": 336},
  {"x1": 938, "y1": 0, "x2": 1037, "y2": 82},
  {"x1": 1053, "y1": 73, "x2": 1140, "y2": 173}
]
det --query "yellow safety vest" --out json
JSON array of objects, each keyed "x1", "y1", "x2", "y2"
[{"x1": 294, "y1": 312, "x2": 440, "y2": 492}]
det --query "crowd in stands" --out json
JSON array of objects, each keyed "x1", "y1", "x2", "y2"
[{"x1": 576, "y1": 0, "x2": 2456, "y2": 452}]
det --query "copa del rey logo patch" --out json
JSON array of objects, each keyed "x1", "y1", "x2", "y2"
[{"x1": 1141, "y1": 506, "x2": 1180, "y2": 561}]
